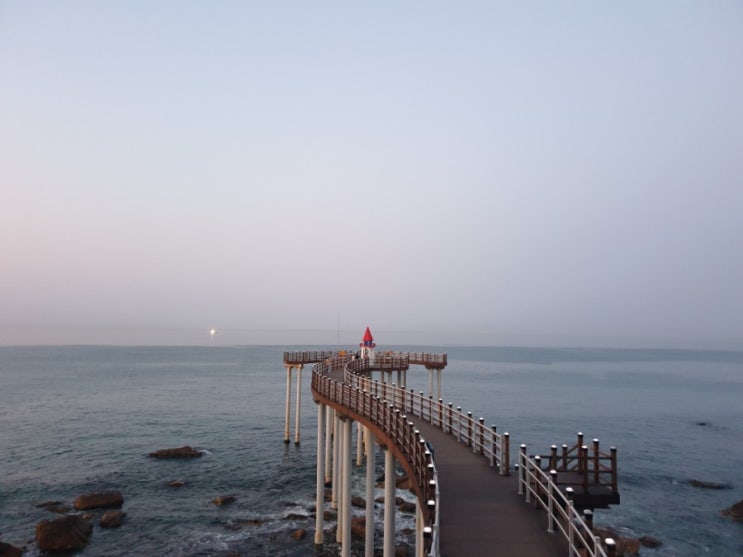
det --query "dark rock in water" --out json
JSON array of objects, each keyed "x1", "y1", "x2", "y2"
[
  {"x1": 168, "y1": 480, "x2": 186, "y2": 488},
  {"x1": 395, "y1": 544, "x2": 412, "y2": 557},
  {"x1": 722, "y1": 499, "x2": 743, "y2": 521},
  {"x1": 291, "y1": 528, "x2": 307, "y2": 541},
  {"x1": 285, "y1": 513, "x2": 309, "y2": 520},
  {"x1": 0, "y1": 541, "x2": 24, "y2": 557},
  {"x1": 351, "y1": 496, "x2": 366, "y2": 508},
  {"x1": 100, "y1": 510, "x2": 126, "y2": 528},
  {"x1": 212, "y1": 495, "x2": 236, "y2": 507},
  {"x1": 149, "y1": 446, "x2": 203, "y2": 459},
  {"x1": 36, "y1": 500, "x2": 71, "y2": 514},
  {"x1": 640, "y1": 535, "x2": 663, "y2": 548},
  {"x1": 398, "y1": 501, "x2": 416, "y2": 513},
  {"x1": 351, "y1": 515, "x2": 366, "y2": 539},
  {"x1": 35, "y1": 514, "x2": 92, "y2": 552},
  {"x1": 74, "y1": 491, "x2": 124, "y2": 510},
  {"x1": 687, "y1": 479, "x2": 731, "y2": 489}
]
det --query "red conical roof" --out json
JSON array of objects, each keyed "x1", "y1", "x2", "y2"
[{"x1": 362, "y1": 326, "x2": 374, "y2": 342}]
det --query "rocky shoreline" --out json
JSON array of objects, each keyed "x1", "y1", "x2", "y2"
[{"x1": 3, "y1": 447, "x2": 741, "y2": 555}]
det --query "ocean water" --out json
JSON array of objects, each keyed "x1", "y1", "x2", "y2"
[{"x1": 1, "y1": 345, "x2": 742, "y2": 556}]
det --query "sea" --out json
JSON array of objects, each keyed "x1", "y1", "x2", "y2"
[{"x1": 1, "y1": 345, "x2": 742, "y2": 556}]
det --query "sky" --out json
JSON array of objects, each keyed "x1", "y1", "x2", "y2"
[{"x1": 2, "y1": 1, "x2": 742, "y2": 348}]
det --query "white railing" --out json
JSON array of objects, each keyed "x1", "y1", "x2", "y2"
[
  {"x1": 518, "y1": 444, "x2": 618, "y2": 557},
  {"x1": 344, "y1": 361, "x2": 510, "y2": 476}
]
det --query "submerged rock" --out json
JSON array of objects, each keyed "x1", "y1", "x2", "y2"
[
  {"x1": 100, "y1": 510, "x2": 126, "y2": 528},
  {"x1": 149, "y1": 446, "x2": 203, "y2": 459},
  {"x1": 168, "y1": 480, "x2": 186, "y2": 488},
  {"x1": 212, "y1": 495, "x2": 236, "y2": 507},
  {"x1": 35, "y1": 514, "x2": 92, "y2": 552},
  {"x1": 0, "y1": 541, "x2": 24, "y2": 557},
  {"x1": 74, "y1": 491, "x2": 124, "y2": 510},
  {"x1": 687, "y1": 479, "x2": 731, "y2": 489},
  {"x1": 36, "y1": 500, "x2": 71, "y2": 514},
  {"x1": 640, "y1": 535, "x2": 663, "y2": 548},
  {"x1": 291, "y1": 528, "x2": 307, "y2": 541},
  {"x1": 722, "y1": 499, "x2": 743, "y2": 521}
]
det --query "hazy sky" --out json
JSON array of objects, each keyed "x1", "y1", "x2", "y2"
[{"x1": 2, "y1": 2, "x2": 742, "y2": 348}]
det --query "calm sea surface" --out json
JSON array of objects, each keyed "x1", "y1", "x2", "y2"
[{"x1": 1, "y1": 345, "x2": 742, "y2": 556}]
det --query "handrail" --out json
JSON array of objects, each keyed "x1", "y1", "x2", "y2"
[
  {"x1": 518, "y1": 445, "x2": 616, "y2": 557},
  {"x1": 344, "y1": 358, "x2": 510, "y2": 476},
  {"x1": 306, "y1": 351, "x2": 617, "y2": 557},
  {"x1": 311, "y1": 356, "x2": 441, "y2": 556}
]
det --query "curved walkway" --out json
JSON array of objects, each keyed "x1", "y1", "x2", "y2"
[{"x1": 409, "y1": 417, "x2": 566, "y2": 557}]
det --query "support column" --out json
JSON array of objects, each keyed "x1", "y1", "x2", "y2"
[
  {"x1": 315, "y1": 402, "x2": 326, "y2": 546},
  {"x1": 356, "y1": 421, "x2": 364, "y2": 466},
  {"x1": 332, "y1": 413, "x2": 340, "y2": 510},
  {"x1": 284, "y1": 366, "x2": 292, "y2": 443},
  {"x1": 428, "y1": 368, "x2": 433, "y2": 398},
  {"x1": 437, "y1": 368, "x2": 442, "y2": 401},
  {"x1": 383, "y1": 446, "x2": 396, "y2": 557},
  {"x1": 324, "y1": 407, "x2": 333, "y2": 485},
  {"x1": 341, "y1": 418, "x2": 353, "y2": 557},
  {"x1": 365, "y1": 428, "x2": 376, "y2": 557},
  {"x1": 402, "y1": 369, "x2": 407, "y2": 389},
  {"x1": 294, "y1": 364, "x2": 303, "y2": 445},
  {"x1": 415, "y1": 499, "x2": 424, "y2": 557}
]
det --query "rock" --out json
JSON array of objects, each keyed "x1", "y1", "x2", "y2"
[
  {"x1": 395, "y1": 544, "x2": 411, "y2": 557},
  {"x1": 351, "y1": 515, "x2": 366, "y2": 539},
  {"x1": 100, "y1": 510, "x2": 126, "y2": 528},
  {"x1": 398, "y1": 501, "x2": 416, "y2": 513},
  {"x1": 212, "y1": 495, "x2": 236, "y2": 507},
  {"x1": 285, "y1": 513, "x2": 309, "y2": 520},
  {"x1": 168, "y1": 480, "x2": 185, "y2": 488},
  {"x1": 149, "y1": 446, "x2": 203, "y2": 459},
  {"x1": 687, "y1": 479, "x2": 731, "y2": 489},
  {"x1": 396, "y1": 476, "x2": 412, "y2": 490},
  {"x1": 35, "y1": 514, "x2": 92, "y2": 552},
  {"x1": 36, "y1": 500, "x2": 71, "y2": 514},
  {"x1": 292, "y1": 528, "x2": 307, "y2": 541},
  {"x1": 617, "y1": 537, "x2": 641, "y2": 555},
  {"x1": 639, "y1": 535, "x2": 663, "y2": 548},
  {"x1": 722, "y1": 499, "x2": 743, "y2": 521},
  {"x1": 323, "y1": 509, "x2": 336, "y2": 521},
  {"x1": 74, "y1": 491, "x2": 124, "y2": 510},
  {"x1": 0, "y1": 541, "x2": 23, "y2": 557}
]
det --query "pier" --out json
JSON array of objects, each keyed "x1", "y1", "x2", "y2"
[{"x1": 282, "y1": 329, "x2": 620, "y2": 557}]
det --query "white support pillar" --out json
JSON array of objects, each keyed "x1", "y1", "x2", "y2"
[
  {"x1": 437, "y1": 368, "x2": 442, "y2": 401},
  {"x1": 383, "y1": 446, "x2": 395, "y2": 557},
  {"x1": 324, "y1": 407, "x2": 333, "y2": 485},
  {"x1": 396, "y1": 369, "x2": 401, "y2": 386},
  {"x1": 356, "y1": 421, "x2": 364, "y2": 466},
  {"x1": 365, "y1": 428, "x2": 376, "y2": 557},
  {"x1": 294, "y1": 365, "x2": 303, "y2": 445},
  {"x1": 428, "y1": 368, "x2": 433, "y2": 398},
  {"x1": 332, "y1": 413, "x2": 340, "y2": 510},
  {"x1": 341, "y1": 418, "x2": 353, "y2": 557},
  {"x1": 402, "y1": 369, "x2": 407, "y2": 389},
  {"x1": 415, "y1": 499, "x2": 424, "y2": 557},
  {"x1": 284, "y1": 366, "x2": 292, "y2": 443},
  {"x1": 315, "y1": 402, "x2": 326, "y2": 545}
]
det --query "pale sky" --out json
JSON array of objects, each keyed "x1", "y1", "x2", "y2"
[{"x1": 2, "y1": 1, "x2": 742, "y2": 348}]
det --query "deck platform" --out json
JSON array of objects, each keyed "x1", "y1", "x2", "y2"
[{"x1": 410, "y1": 418, "x2": 567, "y2": 557}]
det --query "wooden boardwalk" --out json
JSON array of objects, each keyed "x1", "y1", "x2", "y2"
[
  {"x1": 410, "y1": 418, "x2": 566, "y2": 557},
  {"x1": 285, "y1": 347, "x2": 618, "y2": 557}
]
